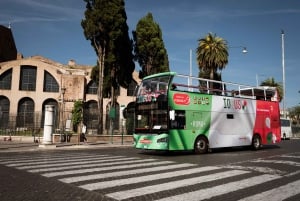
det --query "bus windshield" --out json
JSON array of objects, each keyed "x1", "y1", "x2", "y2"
[{"x1": 135, "y1": 75, "x2": 171, "y2": 133}]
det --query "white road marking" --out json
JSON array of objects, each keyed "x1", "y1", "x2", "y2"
[
  {"x1": 80, "y1": 166, "x2": 219, "y2": 190},
  {"x1": 280, "y1": 154, "x2": 300, "y2": 159},
  {"x1": 156, "y1": 174, "x2": 281, "y2": 201},
  {"x1": 106, "y1": 169, "x2": 249, "y2": 200},
  {"x1": 221, "y1": 165, "x2": 286, "y2": 175},
  {"x1": 251, "y1": 159, "x2": 300, "y2": 167},
  {"x1": 16, "y1": 157, "x2": 137, "y2": 169},
  {"x1": 42, "y1": 160, "x2": 174, "y2": 177},
  {"x1": 239, "y1": 179, "x2": 300, "y2": 201},
  {"x1": 62, "y1": 163, "x2": 197, "y2": 184},
  {"x1": 29, "y1": 158, "x2": 157, "y2": 173},
  {"x1": 0, "y1": 154, "x2": 107, "y2": 164}
]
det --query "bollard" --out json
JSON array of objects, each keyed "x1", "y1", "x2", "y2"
[{"x1": 43, "y1": 105, "x2": 55, "y2": 144}]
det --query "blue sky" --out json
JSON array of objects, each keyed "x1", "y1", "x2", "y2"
[{"x1": 1, "y1": 0, "x2": 300, "y2": 109}]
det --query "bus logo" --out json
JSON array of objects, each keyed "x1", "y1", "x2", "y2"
[
  {"x1": 140, "y1": 138, "x2": 152, "y2": 144},
  {"x1": 173, "y1": 93, "x2": 190, "y2": 105}
]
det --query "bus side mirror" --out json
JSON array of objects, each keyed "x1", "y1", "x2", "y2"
[{"x1": 170, "y1": 110, "x2": 175, "y2": 120}]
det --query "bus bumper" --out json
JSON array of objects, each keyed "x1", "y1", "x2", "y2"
[{"x1": 133, "y1": 133, "x2": 168, "y2": 150}]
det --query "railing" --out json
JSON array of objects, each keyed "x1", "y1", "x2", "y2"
[{"x1": 172, "y1": 74, "x2": 278, "y2": 101}]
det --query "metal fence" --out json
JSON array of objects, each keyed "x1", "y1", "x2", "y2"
[{"x1": 0, "y1": 112, "x2": 132, "y2": 137}]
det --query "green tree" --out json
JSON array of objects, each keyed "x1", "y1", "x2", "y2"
[
  {"x1": 71, "y1": 100, "x2": 83, "y2": 132},
  {"x1": 260, "y1": 77, "x2": 283, "y2": 102},
  {"x1": 289, "y1": 106, "x2": 300, "y2": 125},
  {"x1": 196, "y1": 33, "x2": 228, "y2": 84},
  {"x1": 198, "y1": 70, "x2": 224, "y2": 94},
  {"x1": 133, "y1": 13, "x2": 169, "y2": 78},
  {"x1": 82, "y1": 0, "x2": 134, "y2": 134}
]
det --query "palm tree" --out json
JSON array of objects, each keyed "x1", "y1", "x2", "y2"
[
  {"x1": 260, "y1": 77, "x2": 283, "y2": 102},
  {"x1": 196, "y1": 33, "x2": 228, "y2": 83}
]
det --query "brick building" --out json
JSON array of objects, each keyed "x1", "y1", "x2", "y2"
[{"x1": 0, "y1": 25, "x2": 139, "y2": 136}]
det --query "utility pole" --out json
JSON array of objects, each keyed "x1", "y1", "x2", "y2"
[{"x1": 281, "y1": 30, "x2": 286, "y2": 118}]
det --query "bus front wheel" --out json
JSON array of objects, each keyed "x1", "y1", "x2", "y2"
[
  {"x1": 252, "y1": 135, "x2": 261, "y2": 150},
  {"x1": 194, "y1": 136, "x2": 208, "y2": 154}
]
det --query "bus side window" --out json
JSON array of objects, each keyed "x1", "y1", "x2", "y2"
[{"x1": 170, "y1": 110, "x2": 186, "y2": 129}]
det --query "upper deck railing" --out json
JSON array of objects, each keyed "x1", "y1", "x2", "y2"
[{"x1": 171, "y1": 74, "x2": 279, "y2": 102}]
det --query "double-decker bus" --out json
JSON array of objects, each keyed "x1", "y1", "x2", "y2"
[{"x1": 133, "y1": 72, "x2": 281, "y2": 153}]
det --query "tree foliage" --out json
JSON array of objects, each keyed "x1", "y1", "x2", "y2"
[
  {"x1": 289, "y1": 106, "x2": 300, "y2": 125},
  {"x1": 71, "y1": 100, "x2": 83, "y2": 132},
  {"x1": 196, "y1": 32, "x2": 228, "y2": 81},
  {"x1": 81, "y1": 0, "x2": 134, "y2": 133},
  {"x1": 133, "y1": 13, "x2": 169, "y2": 78},
  {"x1": 260, "y1": 77, "x2": 283, "y2": 102},
  {"x1": 82, "y1": 0, "x2": 134, "y2": 95}
]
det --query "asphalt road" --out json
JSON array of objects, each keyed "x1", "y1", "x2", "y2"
[{"x1": 0, "y1": 139, "x2": 299, "y2": 201}]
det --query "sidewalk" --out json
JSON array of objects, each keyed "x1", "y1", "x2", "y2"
[{"x1": 0, "y1": 136, "x2": 132, "y2": 152}]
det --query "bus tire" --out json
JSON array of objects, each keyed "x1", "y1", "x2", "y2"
[
  {"x1": 194, "y1": 136, "x2": 208, "y2": 154},
  {"x1": 252, "y1": 135, "x2": 261, "y2": 150},
  {"x1": 282, "y1": 133, "x2": 286, "y2": 140}
]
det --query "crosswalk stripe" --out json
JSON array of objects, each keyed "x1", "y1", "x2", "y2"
[
  {"x1": 280, "y1": 154, "x2": 300, "y2": 159},
  {"x1": 1, "y1": 153, "x2": 299, "y2": 201},
  {"x1": 251, "y1": 159, "x2": 300, "y2": 166},
  {"x1": 60, "y1": 163, "x2": 195, "y2": 183},
  {"x1": 79, "y1": 166, "x2": 218, "y2": 190},
  {"x1": 42, "y1": 160, "x2": 174, "y2": 177},
  {"x1": 0, "y1": 154, "x2": 107, "y2": 164},
  {"x1": 155, "y1": 174, "x2": 281, "y2": 201},
  {"x1": 5, "y1": 155, "x2": 123, "y2": 167},
  {"x1": 106, "y1": 169, "x2": 249, "y2": 200},
  {"x1": 238, "y1": 179, "x2": 300, "y2": 201},
  {"x1": 29, "y1": 158, "x2": 157, "y2": 173},
  {"x1": 16, "y1": 157, "x2": 137, "y2": 170},
  {"x1": 63, "y1": 163, "x2": 197, "y2": 184},
  {"x1": 221, "y1": 165, "x2": 286, "y2": 175}
]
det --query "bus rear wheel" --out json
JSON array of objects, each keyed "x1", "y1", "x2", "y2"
[
  {"x1": 194, "y1": 136, "x2": 208, "y2": 154},
  {"x1": 252, "y1": 135, "x2": 261, "y2": 150}
]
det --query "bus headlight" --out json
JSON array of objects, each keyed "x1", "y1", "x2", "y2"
[{"x1": 157, "y1": 137, "x2": 168, "y2": 143}]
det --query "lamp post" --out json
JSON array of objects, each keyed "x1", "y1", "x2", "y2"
[
  {"x1": 60, "y1": 87, "x2": 66, "y2": 143},
  {"x1": 188, "y1": 49, "x2": 193, "y2": 91},
  {"x1": 281, "y1": 30, "x2": 286, "y2": 118}
]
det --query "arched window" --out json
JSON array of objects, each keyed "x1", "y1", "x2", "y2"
[
  {"x1": 0, "y1": 96, "x2": 10, "y2": 128},
  {"x1": 19, "y1": 65, "x2": 37, "y2": 91},
  {"x1": 43, "y1": 71, "x2": 59, "y2": 92},
  {"x1": 83, "y1": 100, "x2": 98, "y2": 132},
  {"x1": 17, "y1": 97, "x2": 34, "y2": 127},
  {"x1": 127, "y1": 79, "x2": 137, "y2": 96},
  {"x1": 0, "y1": 68, "x2": 12, "y2": 90},
  {"x1": 86, "y1": 80, "x2": 98, "y2": 94}
]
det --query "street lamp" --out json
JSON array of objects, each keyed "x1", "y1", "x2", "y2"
[
  {"x1": 229, "y1": 46, "x2": 248, "y2": 54},
  {"x1": 281, "y1": 30, "x2": 286, "y2": 118},
  {"x1": 188, "y1": 45, "x2": 247, "y2": 90},
  {"x1": 189, "y1": 45, "x2": 247, "y2": 77},
  {"x1": 60, "y1": 87, "x2": 66, "y2": 142}
]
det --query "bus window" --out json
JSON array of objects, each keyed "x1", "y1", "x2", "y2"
[{"x1": 170, "y1": 110, "x2": 186, "y2": 129}]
